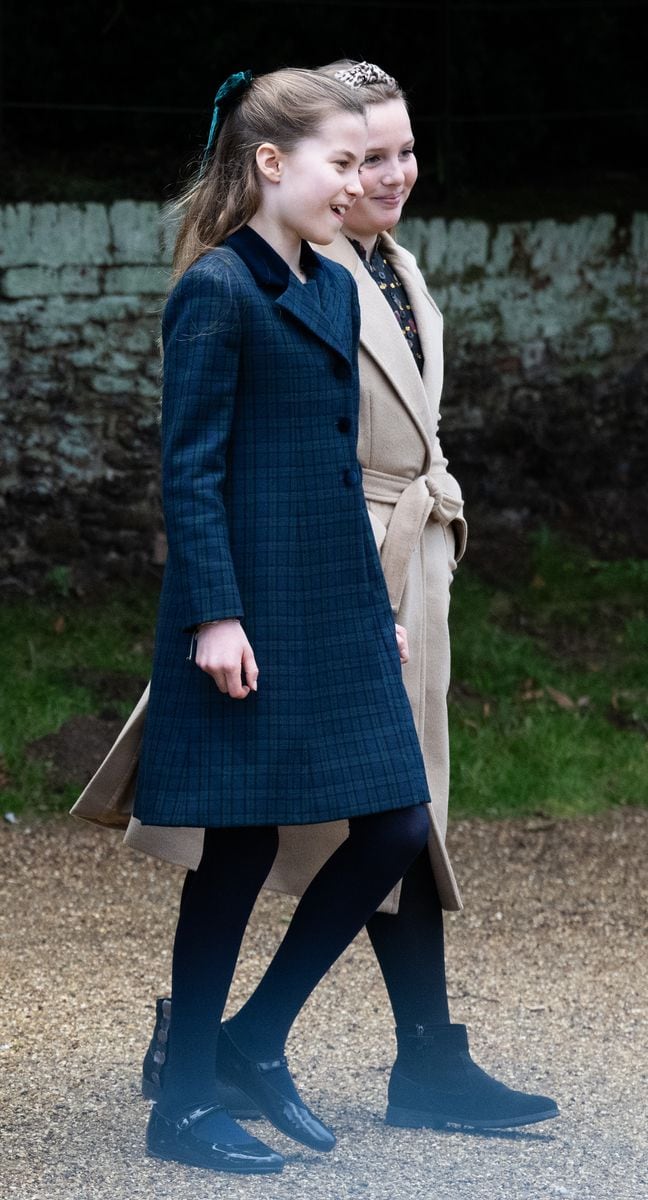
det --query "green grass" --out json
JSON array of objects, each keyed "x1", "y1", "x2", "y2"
[
  {"x1": 447, "y1": 529, "x2": 648, "y2": 818},
  {"x1": 1, "y1": 529, "x2": 646, "y2": 822},
  {"x1": 0, "y1": 583, "x2": 158, "y2": 817}
]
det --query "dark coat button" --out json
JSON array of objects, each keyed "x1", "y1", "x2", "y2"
[
  {"x1": 336, "y1": 416, "x2": 351, "y2": 433},
  {"x1": 343, "y1": 467, "x2": 360, "y2": 486}
]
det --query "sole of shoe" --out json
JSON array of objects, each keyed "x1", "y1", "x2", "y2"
[
  {"x1": 146, "y1": 1145, "x2": 283, "y2": 1174},
  {"x1": 385, "y1": 1103, "x2": 560, "y2": 1130}
]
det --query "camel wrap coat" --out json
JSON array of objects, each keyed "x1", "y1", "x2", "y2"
[{"x1": 71, "y1": 230, "x2": 466, "y2": 913}]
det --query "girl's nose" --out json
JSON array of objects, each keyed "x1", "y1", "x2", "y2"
[
  {"x1": 346, "y1": 174, "x2": 364, "y2": 198},
  {"x1": 382, "y1": 159, "x2": 405, "y2": 184}
]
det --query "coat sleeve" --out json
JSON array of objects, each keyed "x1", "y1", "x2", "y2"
[
  {"x1": 408, "y1": 251, "x2": 469, "y2": 563},
  {"x1": 160, "y1": 260, "x2": 245, "y2": 631},
  {"x1": 427, "y1": 428, "x2": 468, "y2": 564}
]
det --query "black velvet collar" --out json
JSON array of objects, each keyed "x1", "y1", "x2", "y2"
[{"x1": 226, "y1": 224, "x2": 321, "y2": 292}]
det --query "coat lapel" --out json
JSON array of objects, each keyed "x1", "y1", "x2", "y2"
[
  {"x1": 380, "y1": 233, "x2": 444, "y2": 410},
  {"x1": 275, "y1": 265, "x2": 354, "y2": 368},
  {"x1": 317, "y1": 233, "x2": 438, "y2": 435},
  {"x1": 226, "y1": 226, "x2": 354, "y2": 368}
]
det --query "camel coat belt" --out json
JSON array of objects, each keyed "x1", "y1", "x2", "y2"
[
  {"x1": 71, "y1": 229, "x2": 466, "y2": 914},
  {"x1": 362, "y1": 467, "x2": 464, "y2": 614}
]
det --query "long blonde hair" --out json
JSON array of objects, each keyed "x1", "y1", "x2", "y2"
[{"x1": 168, "y1": 67, "x2": 366, "y2": 282}]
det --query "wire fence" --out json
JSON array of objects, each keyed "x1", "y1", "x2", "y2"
[{"x1": 2, "y1": 0, "x2": 646, "y2": 200}]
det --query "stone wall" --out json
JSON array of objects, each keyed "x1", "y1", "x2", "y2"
[
  {"x1": 1, "y1": 202, "x2": 646, "y2": 593},
  {"x1": 0, "y1": 202, "x2": 170, "y2": 592},
  {"x1": 397, "y1": 213, "x2": 648, "y2": 563}
]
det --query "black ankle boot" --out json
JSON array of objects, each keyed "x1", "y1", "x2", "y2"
[
  {"x1": 142, "y1": 997, "x2": 172, "y2": 1100},
  {"x1": 386, "y1": 1023, "x2": 559, "y2": 1130},
  {"x1": 141, "y1": 997, "x2": 261, "y2": 1120}
]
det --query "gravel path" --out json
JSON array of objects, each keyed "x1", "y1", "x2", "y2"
[{"x1": 2, "y1": 806, "x2": 646, "y2": 1200}]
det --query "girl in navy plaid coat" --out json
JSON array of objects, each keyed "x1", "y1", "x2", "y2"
[{"x1": 137, "y1": 68, "x2": 433, "y2": 1176}]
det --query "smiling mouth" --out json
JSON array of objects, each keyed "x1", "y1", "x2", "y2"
[{"x1": 331, "y1": 204, "x2": 351, "y2": 216}]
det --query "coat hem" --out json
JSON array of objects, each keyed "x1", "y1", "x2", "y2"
[{"x1": 132, "y1": 791, "x2": 430, "y2": 830}]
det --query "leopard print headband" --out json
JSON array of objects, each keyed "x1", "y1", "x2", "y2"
[{"x1": 333, "y1": 61, "x2": 397, "y2": 90}]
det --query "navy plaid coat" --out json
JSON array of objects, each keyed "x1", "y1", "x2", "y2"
[{"x1": 133, "y1": 226, "x2": 430, "y2": 828}]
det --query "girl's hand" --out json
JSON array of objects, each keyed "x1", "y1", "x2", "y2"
[
  {"x1": 195, "y1": 619, "x2": 259, "y2": 699},
  {"x1": 395, "y1": 623, "x2": 409, "y2": 664}
]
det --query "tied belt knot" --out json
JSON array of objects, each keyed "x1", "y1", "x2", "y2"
[{"x1": 362, "y1": 467, "x2": 463, "y2": 614}]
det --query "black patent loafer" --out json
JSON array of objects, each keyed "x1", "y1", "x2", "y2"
[
  {"x1": 141, "y1": 996, "x2": 261, "y2": 1119},
  {"x1": 217, "y1": 1025, "x2": 336, "y2": 1152},
  {"x1": 145, "y1": 1101, "x2": 284, "y2": 1174}
]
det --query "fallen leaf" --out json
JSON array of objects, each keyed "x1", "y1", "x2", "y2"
[
  {"x1": 53, "y1": 615, "x2": 66, "y2": 634},
  {"x1": 545, "y1": 685, "x2": 576, "y2": 710}
]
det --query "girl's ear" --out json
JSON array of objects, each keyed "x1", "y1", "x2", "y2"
[{"x1": 255, "y1": 143, "x2": 283, "y2": 183}]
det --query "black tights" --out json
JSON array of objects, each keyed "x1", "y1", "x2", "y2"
[
  {"x1": 366, "y1": 847, "x2": 450, "y2": 1028},
  {"x1": 161, "y1": 804, "x2": 429, "y2": 1112}
]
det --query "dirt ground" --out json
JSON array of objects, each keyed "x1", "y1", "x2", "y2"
[{"x1": 1, "y1": 805, "x2": 646, "y2": 1200}]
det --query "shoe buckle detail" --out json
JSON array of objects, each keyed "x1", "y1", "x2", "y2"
[
  {"x1": 257, "y1": 1055, "x2": 288, "y2": 1073},
  {"x1": 175, "y1": 1101, "x2": 222, "y2": 1133}
]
